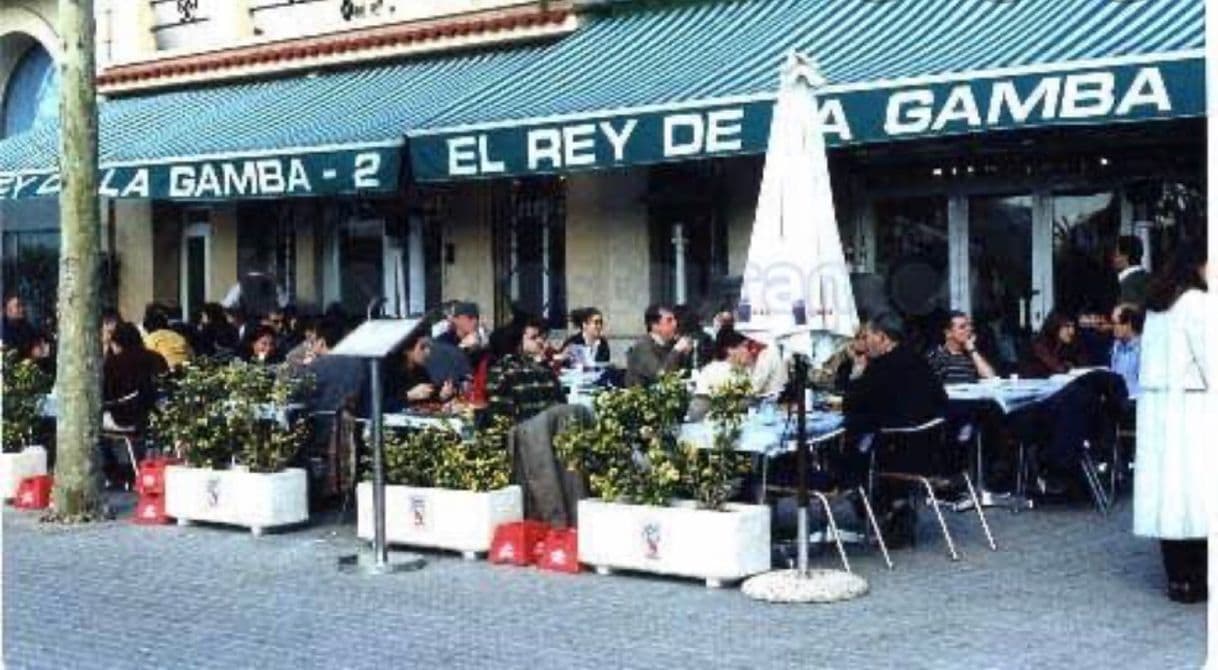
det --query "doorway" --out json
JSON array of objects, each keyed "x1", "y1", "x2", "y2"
[{"x1": 180, "y1": 216, "x2": 211, "y2": 321}]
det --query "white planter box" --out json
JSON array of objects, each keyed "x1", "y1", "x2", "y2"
[
  {"x1": 164, "y1": 465, "x2": 308, "y2": 535},
  {"x1": 356, "y1": 483, "x2": 522, "y2": 558},
  {"x1": 0, "y1": 447, "x2": 47, "y2": 499},
  {"x1": 578, "y1": 499, "x2": 771, "y2": 588}
]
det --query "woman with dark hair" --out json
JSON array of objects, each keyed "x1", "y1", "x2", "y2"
[
  {"x1": 243, "y1": 325, "x2": 282, "y2": 365},
  {"x1": 103, "y1": 322, "x2": 168, "y2": 429},
  {"x1": 390, "y1": 329, "x2": 454, "y2": 409},
  {"x1": 562, "y1": 307, "x2": 610, "y2": 367},
  {"x1": 1134, "y1": 245, "x2": 1208, "y2": 603},
  {"x1": 195, "y1": 302, "x2": 239, "y2": 358},
  {"x1": 1022, "y1": 310, "x2": 1082, "y2": 377}
]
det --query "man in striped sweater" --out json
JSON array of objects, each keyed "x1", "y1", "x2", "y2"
[{"x1": 927, "y1": 311, "x2": 997, "y2": 385}]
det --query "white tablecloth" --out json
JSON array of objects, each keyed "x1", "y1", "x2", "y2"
[
  {"x1": 381, "y1": 413, "x2": 469, "y2": 435},
  {"x1": 945, "y1": 368, "x2": 1103, "y2": 414},
  {"x1": 679, "y1": 412, "x2": 845, "y2": 455}
]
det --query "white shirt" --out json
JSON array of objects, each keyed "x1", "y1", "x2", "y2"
[
  {"x1": 1117, "y1": 265, "x2": 1145, "y2": 283},
  {"x1": 694, "y1": 360, "x2": 747, "y2": 396}
]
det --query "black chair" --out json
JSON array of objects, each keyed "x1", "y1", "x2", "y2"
[
  {"x1": 868, "y1": 418, "x2": 997, "y2": 562},
  {"x1": 763, "y1": 428, "x2": 893, "y2": 573},
  {"x1": 100, "y1": 391, "x2": 144, "y2": 488}
]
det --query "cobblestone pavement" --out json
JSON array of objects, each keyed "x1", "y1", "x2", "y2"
[{"x1": 2, "y1": 495, "x2": 1207, "y2": 670}]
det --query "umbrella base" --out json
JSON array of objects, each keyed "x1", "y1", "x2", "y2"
[
  {"x1": 741, "y1": 569, "x2": 868, "y2": 603},
  {"x1": 337, "y1": 551, "x2": 426, "y2": 575}
]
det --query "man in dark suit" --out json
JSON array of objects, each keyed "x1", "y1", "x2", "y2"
[
  {"x1": 624, "y1": 304, "x2": 693, "y2": 387},
  {"x1": 1112, "y1": 235, "x2": 1150, "y2": 308}
]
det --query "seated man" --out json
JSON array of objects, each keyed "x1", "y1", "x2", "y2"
[
  {"x1": 624, "y1": 304, "x2": 693, "y2": 387},
  {"x1": 841, "y1": 313, "x2": 948, "y2": 547},
  {"x1": 142, "y1": 303, "x2": 193, "y2": 370},
  {"x1": 1109, "y1": 303, "x2": 1142, "y2": 402},
  {"x1": 426, "y1": 301, "x2": 484, "y2": 386},
  {"x1": 927, "y1": 311, "x2": 996, "y2": 384},
  {"x1": 486, "y1": 318, "x2": 565, "y2": 424}
]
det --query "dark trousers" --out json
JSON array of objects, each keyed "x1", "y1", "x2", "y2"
[{"x1": 1160, "y1": 539, "x2": 1207, "y2": 586}]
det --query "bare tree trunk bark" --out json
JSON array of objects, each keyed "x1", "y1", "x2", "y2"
[{"x1": 52, "y1": 0, "x2": 102, "y2": 519}]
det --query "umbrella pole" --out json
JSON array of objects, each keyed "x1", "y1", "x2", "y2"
[{"x1": 794, "y1": 354, "x2": 810, "y2": 577}]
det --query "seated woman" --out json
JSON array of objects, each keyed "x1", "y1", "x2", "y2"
[
  {"x1": 687, "y1": 328, "x2": 756, "y2": 421},
  {"x1": 393, "y1": 330, "x2": 454, "y2": 409},
  {"x1": 562, "y1": 307, "x2": 610, "y2": 367},
  {"x1": 102, "y1": 322, "x2": 169, "y2": 488},
  {"x1": 1022, "y1": 310, "x2": 1082, "y2": 377},
  {"x1": 104, "y1": 322, "x2": 168, "y2": 429},
  {"x1": 243, "y1": 325, "x2": 283, "y2": 365}
]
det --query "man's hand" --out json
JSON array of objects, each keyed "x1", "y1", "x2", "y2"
[
  {"x1": 673, "y1": 336, "x2": 694, "y2": 354},
  {"x1": 459, "y1": 331, "x2": 480, "y2": 349},
  {"x1": 407, "y1": 383, "x2": 435, "y2": 401}
]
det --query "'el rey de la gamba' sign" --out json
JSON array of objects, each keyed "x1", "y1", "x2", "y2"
[{"x1": 410, "y1": 60, "x2": 1203, "y2": 181}]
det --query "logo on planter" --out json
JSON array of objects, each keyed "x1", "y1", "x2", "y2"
[
  {"x1": 642, "y1": 522, "x2": 662, "y2": 560},
  {"x1": 205, "y1": 477, "x2": 222, "y2": 508},
  {"x1": 409, "y1": 495, "x2": 427, "y2": 528}
]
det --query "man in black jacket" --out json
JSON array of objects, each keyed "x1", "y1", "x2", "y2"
[
  {"x1": 844, "y1": 313, "x2": 947, "y2": 435},
  {"x1": 840, "y1": 312, "x2": 948, "y2": 547}
]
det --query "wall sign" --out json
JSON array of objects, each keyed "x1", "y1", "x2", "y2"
[
  {"x1": 409, "y1": 59, "x2": 1204, "y2": 181},
  {"x1": 0, "y1": 147, "x2": 400, "y2": 201}
]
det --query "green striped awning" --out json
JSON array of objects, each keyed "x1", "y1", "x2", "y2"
[
  {"x1": 408, "y1": 0, "x2": 1204, "y2": 181},
  {"x1": 0, "y1": 46, "x2": 542, "y2": 201}
]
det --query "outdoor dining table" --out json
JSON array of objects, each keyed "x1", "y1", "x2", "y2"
[{"x1": 944, "y1": 368, "x2": 1109, "y2": 510}]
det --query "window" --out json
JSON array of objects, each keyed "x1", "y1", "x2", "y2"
[{"x1": 2, "y1": 45, "x2": 58, "y2": 138}]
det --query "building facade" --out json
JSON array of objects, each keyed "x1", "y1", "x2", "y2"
[{"x1": 0, "y1": 0, "x2": 1205, "y2": 365}]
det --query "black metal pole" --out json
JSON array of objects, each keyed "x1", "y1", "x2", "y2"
[
  {"x1": 370, "y1": 358, "x2": 387, "y2": 567},
  {"x1": 793, "y1": 353, "x2": 809, "y2": 575}
]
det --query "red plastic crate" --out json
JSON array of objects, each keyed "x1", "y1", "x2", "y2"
[
  {"x1": 536, "y1": 528, "x2": 580, "y2": 574},
  {"x1": 136, "y1": 457, "x2": 180, "y2": 496},
  {"x1": 132, "y1": 494, "x2": 168, "y2": 525},
  {"x1": 13, "y1": 475, "x2": 52, "y2": 510},
  {"x1": 488, "y1": 520, "x2": 550, "y2": 566}
]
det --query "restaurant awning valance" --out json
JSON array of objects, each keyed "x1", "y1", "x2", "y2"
[
  {"x1": 408, "y1": 0, "x2": 1204, "y2": 181},
  {"x1": 0, "y1": 46, "x2": 542, "y2": 201}
]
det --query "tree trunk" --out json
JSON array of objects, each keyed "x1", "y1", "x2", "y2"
[{"x1": 53, "y1": 0, "x2": 102, "y2": 519}]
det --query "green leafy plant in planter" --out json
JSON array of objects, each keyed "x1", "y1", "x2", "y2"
[
  {"x1": 677, "y1": 372, "x2": 754, "y2": 511},
  {"x1": 151, "y1": 359, "x2": 233, "y2": 468},
  {"x1": 555, "y1": 372, "x2": 694, "y2": 506},
  {"x1": 377, "y1": 416, "x2": 513, "y2": 492},
  {"x1": 223, "y1": 361, "x2": 313, "y2": 474},
  {"x1": 433, "y1": 415, "x2": 514, "y2": 492},
  {"x1": 381, "y1": 426, "x2": 457, "y2": 488},
  {"x1": 1, "y1": 350, "x2": 52, "y2": 452},
  {"x1": 151, "y1": 360, "x2": 312, "y2": 472}
]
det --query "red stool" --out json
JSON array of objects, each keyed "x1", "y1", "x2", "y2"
[
  {"x1": 13, "y1": 475, "x2": 52, "y2": 510},
  {"x1": 132, "y1": 494, "x2": 168, "y2": 525},
  {"x1": 536, "y1": 528, "x2": 580, "y2": 574},
  {"x1": 489, "y1": 521, "x2": 550, "y2": 566}
]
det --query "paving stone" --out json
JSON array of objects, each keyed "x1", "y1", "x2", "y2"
[{"x1": 1, "y1": 496, "x2": 1206, "y2": 669}]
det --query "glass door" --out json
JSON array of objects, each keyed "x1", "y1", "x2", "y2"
[
  {"x1": 968, "y1": 195, "x2": 1034, "y2": 373},
  {"x1": 180, "y1": 218, "x2": 211, "y2": 321}
]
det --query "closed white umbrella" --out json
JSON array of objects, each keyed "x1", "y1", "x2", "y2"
[
  {"x1": 740, "y1": 53, "x2": 869, "y2": 604},
  {"x1": 736, "y1": 51, "x2": 859, "y2": 365}
]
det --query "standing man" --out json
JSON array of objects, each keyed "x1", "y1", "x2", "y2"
[
  {"x1": 625, "y1": 304, "x2": 693, "y2": 387},
  {"x1": 1112, "y1": 235, "x2": 1150, "y2": 307},
  {"x1": 927, "y1": 311, "x2": 997, "y2": 384}
]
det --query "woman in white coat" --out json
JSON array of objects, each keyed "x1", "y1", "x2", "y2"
[{"x1": 1134, "y1": 245, "x2": 1208, "y2": 603}]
